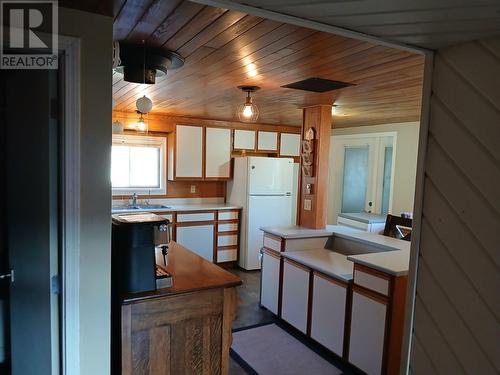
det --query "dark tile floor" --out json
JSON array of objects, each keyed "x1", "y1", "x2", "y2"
[{"x1": 227, "y1": 267, "x2": 276, "y2": 374}]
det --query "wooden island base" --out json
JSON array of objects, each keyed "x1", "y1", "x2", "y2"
[{"x1": 118, "y1": 242, "x2": 241, "y2": 374}]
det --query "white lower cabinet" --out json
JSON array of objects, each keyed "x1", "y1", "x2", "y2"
[
  {"x1": 349, "y1": 289, "x2": 388, "y2": 375},
  {"x1": 310, "y1": 274, "x2": 347, "y2": 356},
  {"x1": 260, "y1": 251, "x2": 280, "y2": 314},
  {"x1": 281, "y1": 260, "x2": 310, "y2": 333},
  {"x1": 176, "y1": 224, "x2": 214, "y2": 262}
]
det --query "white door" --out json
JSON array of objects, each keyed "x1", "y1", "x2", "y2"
[
  {"x1": 176, "y1": 225, "x2": 215, "y2": 262},
  {"x1": 244, "y1": 195, "x2": 293, "y2": 270},
  {"x1": 205, "y1": 127, "x2": 231, "y2": 178},
  {"x1": 260, "y1": 252, "x2": 280, "y2": 314},
  {"x1": 248, "y1": 157, "x2": 294, "y2": 194},
  {"x1": 329, "y1": 134, "x2": 396, "y2": 223}
]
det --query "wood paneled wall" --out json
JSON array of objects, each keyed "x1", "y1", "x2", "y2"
[
  {"x1": 112, "y1": 111, "x2": 300, "y2": 199},
  {"x1": 409, "y1": 36, "x2": 500, "y2": 375}
]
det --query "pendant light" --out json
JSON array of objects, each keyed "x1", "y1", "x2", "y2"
[
  {"x1": 133, "y1": 95, "x2": 153, "y2": 133},
  {"x1": 237, "y1": 85, "x2": 260, "y2": 123}
]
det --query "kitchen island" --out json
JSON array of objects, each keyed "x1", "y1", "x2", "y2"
[
  {"x1": 118, "y1": 242, "x2": 242, "y2": 375},
  {"x1": 259, "y1": 224, "x2": 410, "y2": 375}
]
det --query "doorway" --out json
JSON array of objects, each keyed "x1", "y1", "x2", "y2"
[
  {"x1": 329, "y1": 133, "x2": 396, "y2": 224},
  {"x1": 0, "y1": 59, "x2": 63, "y2": 373}
]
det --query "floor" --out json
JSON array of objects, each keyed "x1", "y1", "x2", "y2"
[
  {"x1": 227, "y1": 267, "x2": 276, "y2": 374},
  {"x1": 226, "y1": 267, "x2": 358, "y2": 375}
]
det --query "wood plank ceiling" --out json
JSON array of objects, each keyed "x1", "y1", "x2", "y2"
[
  {"x1": 223, "y1": 0, "x2": 500, "y2": 50},
  {"x1": 112, "y1": 0, "x2": 425, "y2": 127}
]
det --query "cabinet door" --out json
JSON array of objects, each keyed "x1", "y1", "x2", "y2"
[
  {"x1": 349, "y1": 289, "x2": 387, "y2": 375},
  {"x1": 281, "y1": 260, "x2": 309, "y2": 333},
  {"x1": 279, "y1": 133, "x2": 301, "y2": 156},
  {"x1": 234, "y1": 129, "x2": 256, "y2": 150},
  {"x1": 176, "y1": 224, "x2": 214, "y2": 262},
  {"x1": 260, "y1": 251, "x2": 280, "y2": 314},
  {"x1": 205, "y1": 127, "x2": 231, "y2": 178},
  {"x1": 257, "y1": 131, "x2": 278, "y2": 151},
  {"x1": 175, "y1": 125, "x2": 203, "y2": 178},
  {"x1": 310, "y1": 274, "x2": 347, "y2": 356}
]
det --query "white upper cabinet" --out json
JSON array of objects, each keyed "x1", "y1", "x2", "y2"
[
  {"x1": 257, "y1": 131, "x2": 278, "y2": 151},
  {"x1": 205, "y1": 127, "x2": 231, "y2": 179},
  {"x1": 175, "y1": 125, "x2": 203, "y2": 178},
  {"x1": 234, "y1": 129, "x2": 256, "y2": 150},
  {"x1": 280, "y1": 133, "x2": 301, "y2": 156}
]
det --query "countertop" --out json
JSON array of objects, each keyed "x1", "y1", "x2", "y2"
[
  {"x1": 260, "y1": 225, "x2": 334, "y2": 239},
  {"x1": 338, "y1": 212, "x2": 387, "y2": 224},
  {"x1": 282, "y1": 249, "x2": 354, "y2": 282},
  {"x1": 328, "y1": 225, "x2": 410, "y2": 252},
  {"x1": 122, "y1": 241, "x2": 242, "y2": 304},
  {"x1": 347, "y1": 250, "x2": 410, "y2": 276},
  {"x1": 112, "y1": 203, "x2": 241, "y2": 214}
]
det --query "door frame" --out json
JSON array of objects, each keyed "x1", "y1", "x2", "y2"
[
  {"x1": 59, "y1": 35, "x2": 81, "y2": 375},
  {"x1": 329, "y1": 132, "x2": 397, "y2": 222}
]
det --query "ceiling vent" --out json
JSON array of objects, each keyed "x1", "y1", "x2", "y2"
[
  {"x1": 113, "y1": 41, "x2": 184, "y2": 84},
  {"x1": 282, "y1": 77, "x2": 354, "y2": 93}
]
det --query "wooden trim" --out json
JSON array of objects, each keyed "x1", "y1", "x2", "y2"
[
  {"x1": 221, "y1": 288, "x2": 236, "y2": 375},
  {"x1": 352, "y1": 284, "x2": 389, "y2": 305},
  {"x1": 277, "y1": 255, "x2": 284, "y2": 317},
  {"x1": 313, "y1": 270, "x2": 349, "y2": 288},
  {"x1": 343, "y1": 283, "x2": 353, "y2": 360},
  {"x1": 283, "y1": 257, "x2": 311, "y2": 273},
  {"x1": 385, "y1": 275, "x2": 408, "y2": 375},
  {"x1": 354, "y1": 263, "x2": 392, "y2": 282},
  {"x1": 217, "y1": 245, "x2": 238, "y2": 251},
  {"x1": 261, "y1": 247, "x2": 281, "y2": 259},
  {"x1": 174, "y1": 221, "x2": 216, "y2": 227},
  {"x1": 306, "y1": 270, "x2": 314, "y2": 336},
  {"x1": 216, "y1": 231, "x2": 239, "y2": 236}
]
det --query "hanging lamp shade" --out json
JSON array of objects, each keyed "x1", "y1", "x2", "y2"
[
  {"x1": 237, "y1": 86, "x2": 260, "y2": 123},
  {"x1": 136, "y1": 95, "x2": 153, "y2": 114}
]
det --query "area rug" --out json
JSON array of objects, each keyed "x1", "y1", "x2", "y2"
[{"x1": 230, "y1": 323, "x2": 344, "y2": 375}]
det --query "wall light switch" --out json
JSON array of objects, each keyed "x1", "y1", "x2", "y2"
[
  {"x1": 190, "y1": 185, "x2": 196, "y2": 193},
  {"x1": 304, "y1": 199, "x2": 312, "y2": 211}
]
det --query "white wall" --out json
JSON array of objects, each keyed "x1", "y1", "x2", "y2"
[
  {"x1": 59, "y1": 8, "x2": 112, "y2": 375},
  {"x1": 328, "y1": 122, "x2": 419, "y2": 223}
]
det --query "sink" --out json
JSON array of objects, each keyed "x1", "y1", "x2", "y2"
[{"x1": 112, "y1": 204, "x2": 171, "y2": 211}]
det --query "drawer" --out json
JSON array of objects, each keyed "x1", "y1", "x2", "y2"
[
  {"x1": 263, "y1": 234, "x2": 282, "y2": 252},
  {"x1": 354, "y1": 267, "x2": 390, "y2": 296},
  {"x1": 218, "y1": 223, "x2": 238, "y2": 232},
  {"x1": 217, "y1": 234, "x2": 238, "y2": 247},
  {"x1": 217, "y1": 248, "x2": 237, "y2": 263},
  {"x1": 177, "y1": 212, "x2": 215, "y2": 223},
  {"x1": 218, "y1": 210, "x2": 239, "y2": 220}
]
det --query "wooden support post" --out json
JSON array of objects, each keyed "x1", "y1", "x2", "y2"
[{"x1": 298, "y1": 105, "x2": 332, "y2": 229}]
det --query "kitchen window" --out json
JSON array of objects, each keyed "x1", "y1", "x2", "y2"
[{"x1": 111, "y1": 134, "x2": 166, "y2": 195}]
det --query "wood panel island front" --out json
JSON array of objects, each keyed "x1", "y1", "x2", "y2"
[{"x1": 118, "y1": 242, "x2": 242, "y2": 375}]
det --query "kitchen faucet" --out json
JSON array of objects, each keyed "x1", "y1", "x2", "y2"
[{"x1": 132, "y1": 192, "x2": 138, "y2": 208}]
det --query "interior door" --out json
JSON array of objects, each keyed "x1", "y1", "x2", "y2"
[
  {"x1": 0, "y1": 65, "x2": 61, "y2": 374},
  {"x1": 329, "y1": 135, "x2": 395, "y2": 223}
]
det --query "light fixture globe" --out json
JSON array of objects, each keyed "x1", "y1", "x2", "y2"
[
  {"x1": 237, "y1": 85, "x2": 260, "y2": 123},
  {"x1": 136, "y1": 95, "x2": 153, "y2": 114}
]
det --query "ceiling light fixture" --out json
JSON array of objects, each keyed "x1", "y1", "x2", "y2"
[
  {"x1": 331, "y1": 104, "x2": 338, "y2": 115},
  {"x1": 133, "y1": 95, "x2": 153, "y2": 133},
  {"x1": 237, "y1": 85, "x2": 260, "y2": 123}
]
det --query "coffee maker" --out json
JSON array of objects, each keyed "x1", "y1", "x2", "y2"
[{"x1": 111, "y1": 213, "x2": 170, "y2": 294}]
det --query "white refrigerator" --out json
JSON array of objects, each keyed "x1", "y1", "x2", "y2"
[{"x1": 227, "y1": 157, "x2": 296, "y2": 270}]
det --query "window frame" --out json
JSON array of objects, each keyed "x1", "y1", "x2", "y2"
[{"x1": 111, "y1": 134, "x2": 167, "y2": 196}]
